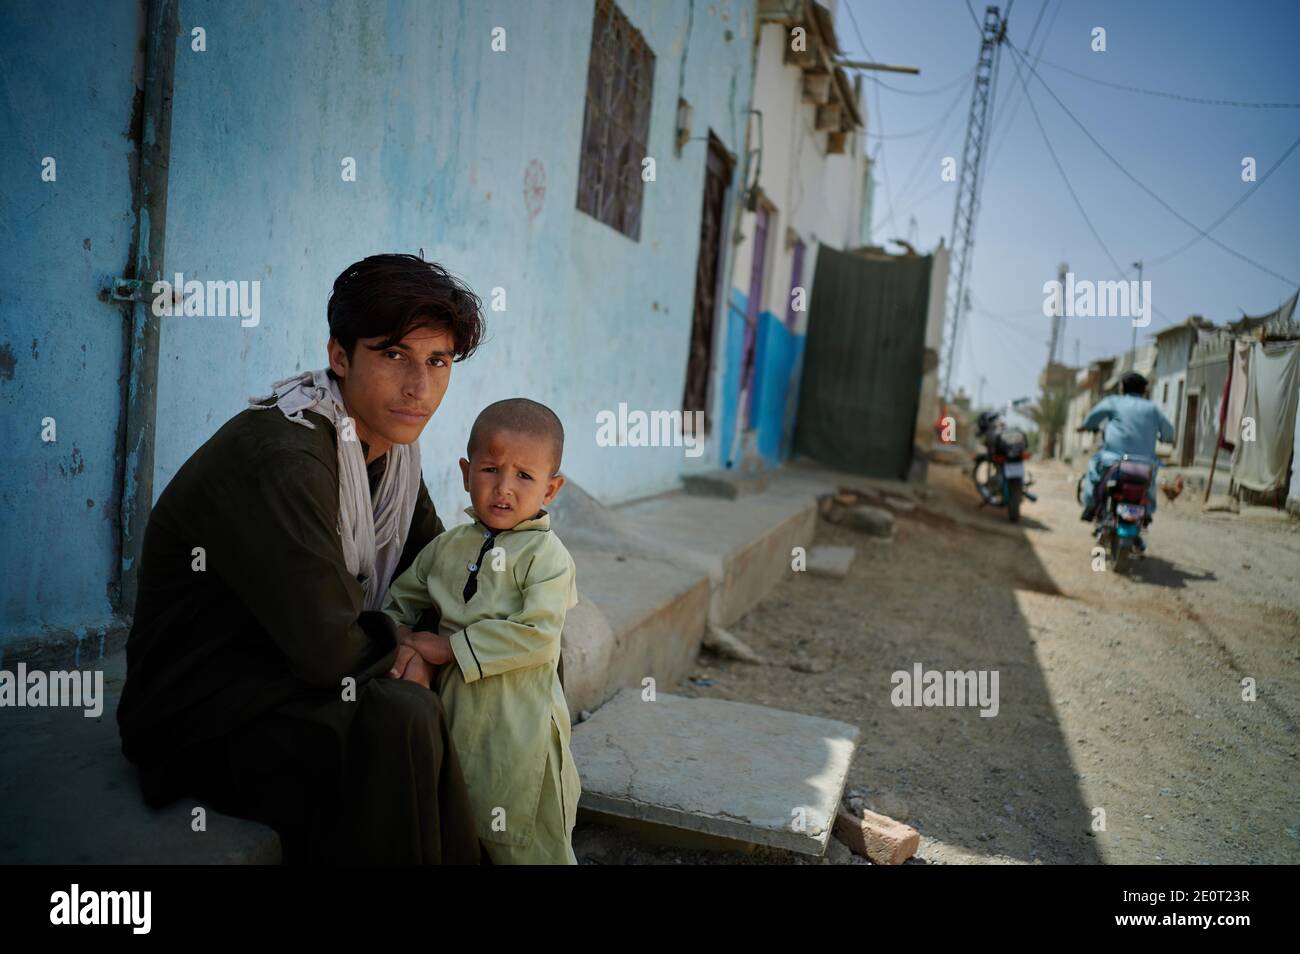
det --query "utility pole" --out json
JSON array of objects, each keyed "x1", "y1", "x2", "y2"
[
  {"x1": 1046, "y1": 260, "x2": 1067, "y2": 369},
  {"x1": 1130, "y1": 260, "x2": 1143, "y2": 360},
  {"x1": 940, "y1": 4, "x2": 1008, "y2": 401}
]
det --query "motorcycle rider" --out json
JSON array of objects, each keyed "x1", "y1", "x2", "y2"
[{"x1": 1078, "y1": 371, "x2": 1175, "y2": 522}]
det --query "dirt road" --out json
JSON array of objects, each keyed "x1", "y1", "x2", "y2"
[{"x1": 575, "y1": 457, "x2": 1300, "y2": 864}]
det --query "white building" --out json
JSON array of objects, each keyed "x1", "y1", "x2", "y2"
[
  {"x1": 1150, "y1": 317, "x2": 1215, "y2": 464},
  {"x1": 719, "y1": 0, "x2": 870, "y2": 467}
]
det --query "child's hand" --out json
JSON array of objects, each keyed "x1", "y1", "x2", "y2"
[
  {"x1": 389, "y1": 643, "x2": 434, "y2": 688},
  {"x1": 397, "y1": 627, "x2": 454, "y2": 666}
]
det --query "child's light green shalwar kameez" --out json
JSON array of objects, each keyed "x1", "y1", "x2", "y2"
[{"x1": 382, "y1": 507, "x2": 581, "y2": 864}]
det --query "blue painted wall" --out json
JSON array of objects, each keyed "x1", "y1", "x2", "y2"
[
  {"x1": 717, "y1": 289, "x2": 807, "y2": 469},
  {"x1": 0, "y1": 1, "x2": 142, "y2": 642},
  {"x1": 0, "y1": 0, "x2": 755, "y2": 643},
  {"x1": 751, "y1": 312, "x2": 804, "y2": 464}
]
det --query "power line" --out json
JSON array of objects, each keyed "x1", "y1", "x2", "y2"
[
  {"x1": 990, "y1": 0, "x2": 1048, "y2": 130},
  {"x1": 986, "y1": 0, "x2": 1061, "y2": 174},
  {"x1": 890, "y1": 82, "x2": 970, "y2": 208},
  {"x1": 842, "y1": 0, "x2": 876, "y2": 60},
  {"x1": 972, "y1": 302, "x2": 1046, "y2": 340},
  {"x1": 1006, "y1": 40, "x2": 1300, "y2": 287},
  {"x1": 1146, "y1": 133, "x2": 1300, "y2": 267},
  {"x1": 843, "y1": 0, "x2": 899, "y2": 235},
  {"x1": 1034, "y1": 55, "x2": 1300, "y2": 109},
  {"x1": 871, "y1": 94, "x2": 899, "y2": 236},
  {"x1": 884, "y1": 177, "x2": 953, "y2": 228},
  {"x1": 866, "y1": 107, "x2": 967, "y2": 140},
  {"x1": 865, "y1": 66, "x2": 976, "y2": 97},
  {"x1": 1006, "y1": 41, "x2": 1129, "y2": 278},
  {"x1": 1003, "y1": 39, "x2": 1181, "y2": 334}
]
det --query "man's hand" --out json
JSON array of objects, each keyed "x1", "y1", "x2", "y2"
[
  {"x1": 389, "y1": 643, "x2": 435, "y2": 688},
  {"x1": 397, "y1": 626, "x2": 454, "y2": 666}
]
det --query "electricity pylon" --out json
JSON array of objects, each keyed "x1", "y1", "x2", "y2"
[{"x1": 940, "y1": 5, "x2": 1008, "y2": 401}]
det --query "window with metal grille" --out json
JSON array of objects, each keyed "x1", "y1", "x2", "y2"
[{"x1": 576, "y1": 0, "x2": 655, "y2": 240}]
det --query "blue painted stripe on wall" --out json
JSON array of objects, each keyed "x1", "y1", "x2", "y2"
[
  {"x1": 719, "y1": 292, "x2": 807, "y2": 468},
  {"x1": 719, "y1": 287, "x2": 748, "y2": 468},
  {"x1": 753, "y1": 313, "x2": 804, "y2": 464}
]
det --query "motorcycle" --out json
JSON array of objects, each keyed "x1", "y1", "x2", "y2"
[
  {"x1": 973, "y1": 412, "x2": 1036, "y2": 523},
  {"x1": 1078, "y1": 454, "x2": 1154, "y2": 573}
]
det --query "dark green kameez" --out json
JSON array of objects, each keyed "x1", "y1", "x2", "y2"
[{"x1": 117, "y1": 406, "x2": 480, "y2": 864}]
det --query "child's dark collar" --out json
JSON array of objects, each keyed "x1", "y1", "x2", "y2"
[{"x1": 463, "y1": 506, "x2": 551, "y2": 533}]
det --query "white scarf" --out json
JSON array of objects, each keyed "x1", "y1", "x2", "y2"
[{"x1": 250, "y1": 369, "x2": 421, "y2": 611}]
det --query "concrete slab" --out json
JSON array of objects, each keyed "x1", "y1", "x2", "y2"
[
  {"x1": 570, "y1": 689, "x2": 859, "y2": 855},
  {"x1": 568, "y1": 546, "x2": 710, "y2": 701},
  {"x1": 807, "y1": 545, "x2": 855, "y2": 579},
  {"x1": 0, "y1": 652, "x2": 280, "y2": 864}
]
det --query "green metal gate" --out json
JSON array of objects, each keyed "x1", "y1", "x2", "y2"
[{"x1": 793, "y1": 246, "x2": 933, "y2": 480}]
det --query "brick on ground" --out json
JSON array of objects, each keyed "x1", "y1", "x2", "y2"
[{"x1": 833, "y1": 808, "x2": 920, "y2": 865}]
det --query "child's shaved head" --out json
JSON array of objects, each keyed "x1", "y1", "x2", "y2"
[{"x1": 467, "y1": 398, "x2": 565, "y2": 474}]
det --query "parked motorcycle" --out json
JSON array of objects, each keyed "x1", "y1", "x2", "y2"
[
  {"x1": 1078, "y1": 454, "x2": 1154, "y2": 573},
  {"x1": 973, "y1": 411, "x2": 1036, "y2": 522}
]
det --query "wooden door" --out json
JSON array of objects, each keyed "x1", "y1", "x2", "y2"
[{"x1": 682, "y1": 134, "x2": 732, "y2": 431}]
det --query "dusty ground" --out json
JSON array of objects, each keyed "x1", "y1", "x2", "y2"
[{"x1": 574, "y1": 457, "x2": 1300, "y2": 865}]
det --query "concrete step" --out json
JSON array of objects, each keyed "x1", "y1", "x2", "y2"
[
  {"x1": 567, "y1": 548, "x2": 709, "y2": 705},
  {"x1": 0, "y1": 651, "x2": 280, "y2": 864},
  {"x1": 570, "y1": 688, "x2": 859, "y2": 856},
  {"x1": 559, "y1": 464, "x2": 878, "y2": 711},
  {"x1": 615, "y1": 485, "x2": 818, "y2": 628}
]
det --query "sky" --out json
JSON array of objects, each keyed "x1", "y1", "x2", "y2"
[{"x1": 838, "y1": 0, "x2": 1300, "y2": 413}]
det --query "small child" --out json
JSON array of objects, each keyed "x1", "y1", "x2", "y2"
[{"x1": 382, "y1": 397, "x2": 581, "y2": 864}]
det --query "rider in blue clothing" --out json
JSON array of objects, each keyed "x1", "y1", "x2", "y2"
[{"x1": 1079, "y1": 372, "x2": 1175, "y2": 521}]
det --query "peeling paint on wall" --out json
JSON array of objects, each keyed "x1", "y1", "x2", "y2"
[{"x1": 523, "y1": 159, "x2": 546, "y2": 221}]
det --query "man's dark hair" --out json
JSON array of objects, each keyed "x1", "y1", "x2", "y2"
[
  {"x1": 1120, "y1": 371, "x2": 1148, "y2": 396},
  {"x1": 467, "y1": 398, "x2": 565, "y2": 474},
  {"x1": 327, "y1": 253, "x2": 485, "y2": 362}
]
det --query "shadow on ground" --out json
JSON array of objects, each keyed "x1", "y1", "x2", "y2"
[{"x1": 688, "y1": 463, "x2": 1104, "y2": 864}]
